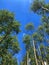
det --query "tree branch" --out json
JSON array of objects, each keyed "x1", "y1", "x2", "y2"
[{"x1": 42, "y1": 6, "x2": 49, "y2": 12}]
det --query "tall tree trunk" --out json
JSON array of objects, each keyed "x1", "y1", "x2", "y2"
[
  {"x1": 33, "y1": 40, "x2": 38, "y2": 65},
  {"x1": 44, "y1": 61, "x2": 48, "y2": 65},
  {"x1": 39, "y1": 46, "x2": 44, "y2": 65},
  {"x1": 26, "y1": 51, "x2": 29, "y2": 65},
  {"x1": 41, "y1": 60, "x2": 44, "y2": 65}
]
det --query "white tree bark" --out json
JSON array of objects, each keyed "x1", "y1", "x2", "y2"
[
  {"x1": 44, "y1": 61, "x2": 47, "y2": 65},
  {"x1": 33, "y1": 40, "x2": 38, "y2": 65}
]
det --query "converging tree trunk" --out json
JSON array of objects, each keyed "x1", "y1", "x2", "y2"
[
  {"x1": 33, "y1": 40, "x2": 38, "y2": 65},
  {"x1": 26, "y1": 51, "x2": 29, "y2": 65}
]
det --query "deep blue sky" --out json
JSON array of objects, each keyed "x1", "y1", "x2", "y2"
[{"x1": 0, "y1": 0, "x2": 49, "y2": 65}]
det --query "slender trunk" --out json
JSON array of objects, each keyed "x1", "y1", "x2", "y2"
[
  {"x1": 26, "y1": 51, "x2": 29, "y2": 65},
  {"x1": 44, "y1": 61, "x2": 48, "y2": 65},
  {"x1": 33, "y1": 40, "x2": 38, "y2": 65},
  {"x1": 39, "y1": 46, "x2": 44, "y2": 65},
  {"x1": 41, "y1": 60, "x2": 44, "y2": 65}
]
